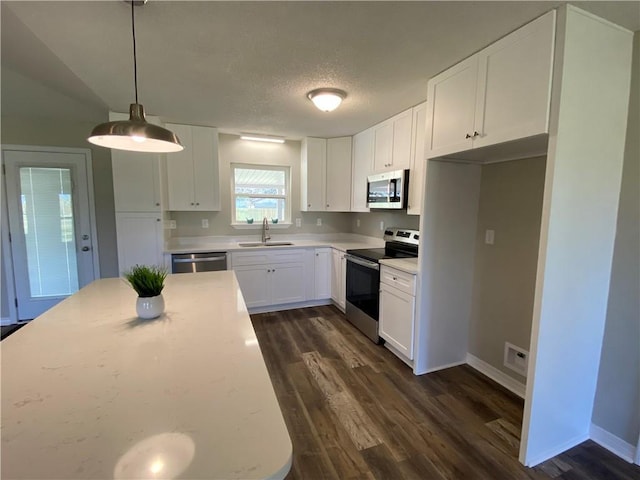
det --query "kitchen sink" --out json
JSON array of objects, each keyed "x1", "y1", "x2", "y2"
[{"x1": 238, "y1": 241, "x2": 294, "y2": 247}]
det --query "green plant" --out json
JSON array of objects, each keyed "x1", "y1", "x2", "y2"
[{"x1": 123, "y1": 264, "x2": 167, "y2": 298}]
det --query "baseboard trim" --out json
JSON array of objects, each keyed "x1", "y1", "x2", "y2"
[
  {"x1": 524, "y1": 432, "x2": 590, "y2": 467},
  {"x1": 466, "y1": 353, "x2": 526, "y2": 398},
  {"x1": 1, "y1": 317, "x2": 16, "y2": 326},
  {"x1": 424, "y1": 360, "x2": 467, "y2": 374},
  {"x1": 247, "y1": 299, "x2": 332, "y2": 315},
  {"x1": 590, "y1": 423, "x2": 636, "y2": 463}
]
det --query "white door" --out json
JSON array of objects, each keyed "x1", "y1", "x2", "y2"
[{"x1": 3, "y1": 147, "x2": 98, "y2": 320}]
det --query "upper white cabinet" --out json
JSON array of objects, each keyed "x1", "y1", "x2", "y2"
[
  {"x1": 373, "y1": 108, "x2": 413, "y2": 172},
  {"x1": 326, "y1": 137, "x2": 353, "y2": 211},
  {"x1": 351, "y1": 127, "x2": 374, "y2": 212},
  {"x1": 300, "y1": 137, "x2": 326, "y2": 211},
  {"x1": 165, "y1": 123, "x2": 220, "y2": 211},
  {"x1": 112, "y1": 152, "x2": 163, "y2": 212},
  {"x1": 407, "y1": 102, "x2": 427, "y2": 215},
  {"x1": 110, "y1": 112, "x2": 164, "y2": 213},
  {"x1": 426, "y1": 10, "x2": 555, "y2": 159},
  {"x1": 301, "y1": 136, "x2": 352, "y2": 212}
]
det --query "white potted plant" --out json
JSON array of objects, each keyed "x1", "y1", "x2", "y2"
[{"x1": 124, "y1": 265, "x2": 168, "y2": 319}]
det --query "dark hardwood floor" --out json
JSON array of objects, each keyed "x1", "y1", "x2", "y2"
[{"x1": 251, "y1": 305, "x2": 640, "y2": 480}]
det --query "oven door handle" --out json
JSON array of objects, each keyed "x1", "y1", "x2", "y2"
[{"x1": 345, "y1": 254, "x2": 380, "y2": 271}]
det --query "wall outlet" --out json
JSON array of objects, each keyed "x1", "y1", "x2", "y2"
[
  {"x1": 316, "y1": 218, "x2": 322, "y2": 226},
  {"x1": 201, "y1": 219, "x2": 209, "y2": 229},
  {"x1": 356, "y1": 218, "x2": 360, "y2": 228},
  {"x1": 485, "y1": 229, "x2": 495, "y2": 245},
  {"x1": 379, "y1": 221, "x2": 384, "y2": 231},
  {"x1": 295, "y1": 218, "x2": 302, "y2": 228}
]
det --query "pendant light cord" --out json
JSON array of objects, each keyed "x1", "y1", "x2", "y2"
[{"x1": 131, "y1": 0, "x2": 139, "y2": 104}]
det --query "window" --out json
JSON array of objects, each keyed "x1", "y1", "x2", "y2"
[{"x1": 231, "y1": 164, "x2": 290, "y2": 224}]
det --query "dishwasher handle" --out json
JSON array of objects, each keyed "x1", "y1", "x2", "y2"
[{"x1": 172, "y1": 256, "x2": 226, "y2": 264}]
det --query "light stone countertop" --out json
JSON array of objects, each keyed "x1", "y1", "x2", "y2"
[
  {"x1": 379, "y1": 257, "x2": 419, "y2": 275},
  {"x1": 1, "y1": 271, "x2": 292, "y2": 480},
  {"x1": 166, "y1": 233, "x2": 385, "y2": 254}
]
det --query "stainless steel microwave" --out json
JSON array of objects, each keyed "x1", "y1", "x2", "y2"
[{"x1": 366, "y1": 169, "x2": 409, "y2": 209}]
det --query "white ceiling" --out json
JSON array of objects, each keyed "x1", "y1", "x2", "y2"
[{"x1": 2, "y1": 1, "x2": 639, "y2": 139}]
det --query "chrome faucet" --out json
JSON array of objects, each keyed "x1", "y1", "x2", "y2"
[{"x1": 262, "y1": 217, "x2": 271, "y2": 243}]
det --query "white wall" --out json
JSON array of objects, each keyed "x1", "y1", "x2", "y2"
[
  {"x1": 520, "y1": 7, "x2": 634, "y2": 466},
  {"x1": 468, "y1": 157, "x2": 546, "y2": 383},
  {"x1": 592, "y1": 31, "x2": 640, "y2": 449}
]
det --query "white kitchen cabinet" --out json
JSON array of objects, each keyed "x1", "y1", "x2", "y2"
[
  {"x1": 233, "y1": 265, "x2": 271, "y2": 308},
  {"x1": 271, "y1": 263, "x2": 307, "y2": 304},
  {"x1": 115, "y1": 212, "x2": 164, "y2": 273},
  {"x1": 165, "y1": 123, "x2": 220, "y2": 211},
  {"x1": 231, "y1": 249, "x2": 308, "y2": 308},
  {"x1": 351, "y1": 127, "x2": 373, "y2": 212},
  {"x1": 373, "y1": 108, "x2": 413, "y2": 173},
  {"x1": 326, "y1": 137, "x2": 352, "y2": 211},
  {"x1": 301, "y1": 137, "x2": 352, "y2": 212},
  {"x1": 407, "y1": 102, "x2": 427, "y2": 215},
  {"x1": 314, "y1": 248, "x2": 332, "y2": 299},
  {"x1": 112, "y1": 153, "x2": 162, "y2": 212},
  {"x1": 379, "y1": 265, "x2": 417, "y2": 360},
  {"x1": 110, "y1": 111, "x2": 164, "y2": 213},
  {"x1": 300, "y1": 137, "x2": 326, "y2": 211},
  {"x1": 331, "y1": 248, "x2": 346, "y2": 310},
  {"x1": 426, "y1": 10, "x2": 555, "y2": 159}
]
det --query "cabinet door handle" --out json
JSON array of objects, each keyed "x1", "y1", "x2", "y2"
[
  {"x1": 308, "y1": 204, "x2": 311, "y2": 208},
  {"x1": 191, "y1": 202, "x2": 194, "y2": 206},
  {"x1": 465, "y1": 133, "x2": 472, "y2": 139},
  {"x1": 155, "y1": 202, "x2": 160, "y2": 206},
  {"x1": 326, "y1": 204, "x2": 329, "y2": 207},
  {"x1": 196, "y1": 202, "x2": 200, "y2": 206},
  {"x1": 393, "y1": 276, "x2": 397, "y2": 280},
  {"x1": 156, "y1": 218, "x2": 161, "y2": 222},
  {"x1": 473, "y1": 131, "x2": 480, "y2": 137}
]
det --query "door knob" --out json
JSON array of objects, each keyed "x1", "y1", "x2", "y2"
[{"x1": 81, "y1": 246, "x2": 91, "y2": 252}]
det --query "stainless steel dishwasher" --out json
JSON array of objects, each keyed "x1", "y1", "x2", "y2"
[{"x1": 171, "y1": 252, "x2": 228, "y2": 274}]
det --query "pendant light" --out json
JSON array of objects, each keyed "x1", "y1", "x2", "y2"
[{"x1": 88, "y1": 1, "x2": 183, "y2": 153}]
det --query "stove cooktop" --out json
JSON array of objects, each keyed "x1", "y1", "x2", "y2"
[{"x1": 346, "y1": 248, "x2": 416, "y2": 263}]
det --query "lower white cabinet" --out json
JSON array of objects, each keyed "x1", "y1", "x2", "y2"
[
  {"x1": 231, "y1": 249, "x2": 308, "y2": 309},
  {"x1": 115, "y1": 212, "x2": 164, "y2": 274},
  {"x1": 314, "y1": 248, "x2": 332, "y2": 299},
  {"x1": 379, "y1": 265, "x2": 416, "y2": 360},
  {"x1": 331, "y1": 249, "x2": 346, "y2": 310}
]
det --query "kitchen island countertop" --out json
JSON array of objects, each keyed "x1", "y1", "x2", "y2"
[{"x1": 1, "y1": 271, "x2": 292, "y2": 480}]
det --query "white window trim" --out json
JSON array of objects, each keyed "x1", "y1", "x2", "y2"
[{"x1": 230, "y1": 163, "x2": 292, "y2": 227}]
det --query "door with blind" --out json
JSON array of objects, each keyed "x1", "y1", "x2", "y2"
[{"x1": 3, "y1": 146, "x2": 98, "y2": 320}]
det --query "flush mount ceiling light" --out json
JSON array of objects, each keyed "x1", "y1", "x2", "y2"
[
  {"x1": 307, "y1": 88, "x2": 346, "y2": 112},
  {"x1": 240, "y1": 134, "x2": 285, "y2": 144},
  {"x1": 88, "y1": 1, "x2": 183, "y2": 153}
]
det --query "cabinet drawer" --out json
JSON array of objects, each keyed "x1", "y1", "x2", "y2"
[
  {"x1": 380, "y1": 266, "x2": 416, "y2": 296},
  {"x1": 231, "y1": 248, "x2": 306, "y2": 267}
]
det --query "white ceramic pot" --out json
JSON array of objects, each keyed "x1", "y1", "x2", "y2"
[{"x1": 136, "y1": 294, "x2": 165, "y2": 319}]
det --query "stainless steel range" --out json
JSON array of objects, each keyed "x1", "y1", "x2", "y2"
[{"x1": 345, "y1": 228, "x2": 419, "y2": 343}]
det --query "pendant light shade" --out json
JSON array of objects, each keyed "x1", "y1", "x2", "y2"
[
  {"x1": 307, "y1": 88, "x2": 346, "y2": 112},
  {"x1": 88, "y1": 104, "x2": 183, "y2": 152},
  {"x1": 88, "y1": 2, "x2": 183, "y2": 153}
]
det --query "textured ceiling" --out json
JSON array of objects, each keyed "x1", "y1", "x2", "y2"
[{"x1": 2, "y1": 1, "x2": 639, "y2": 139}]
